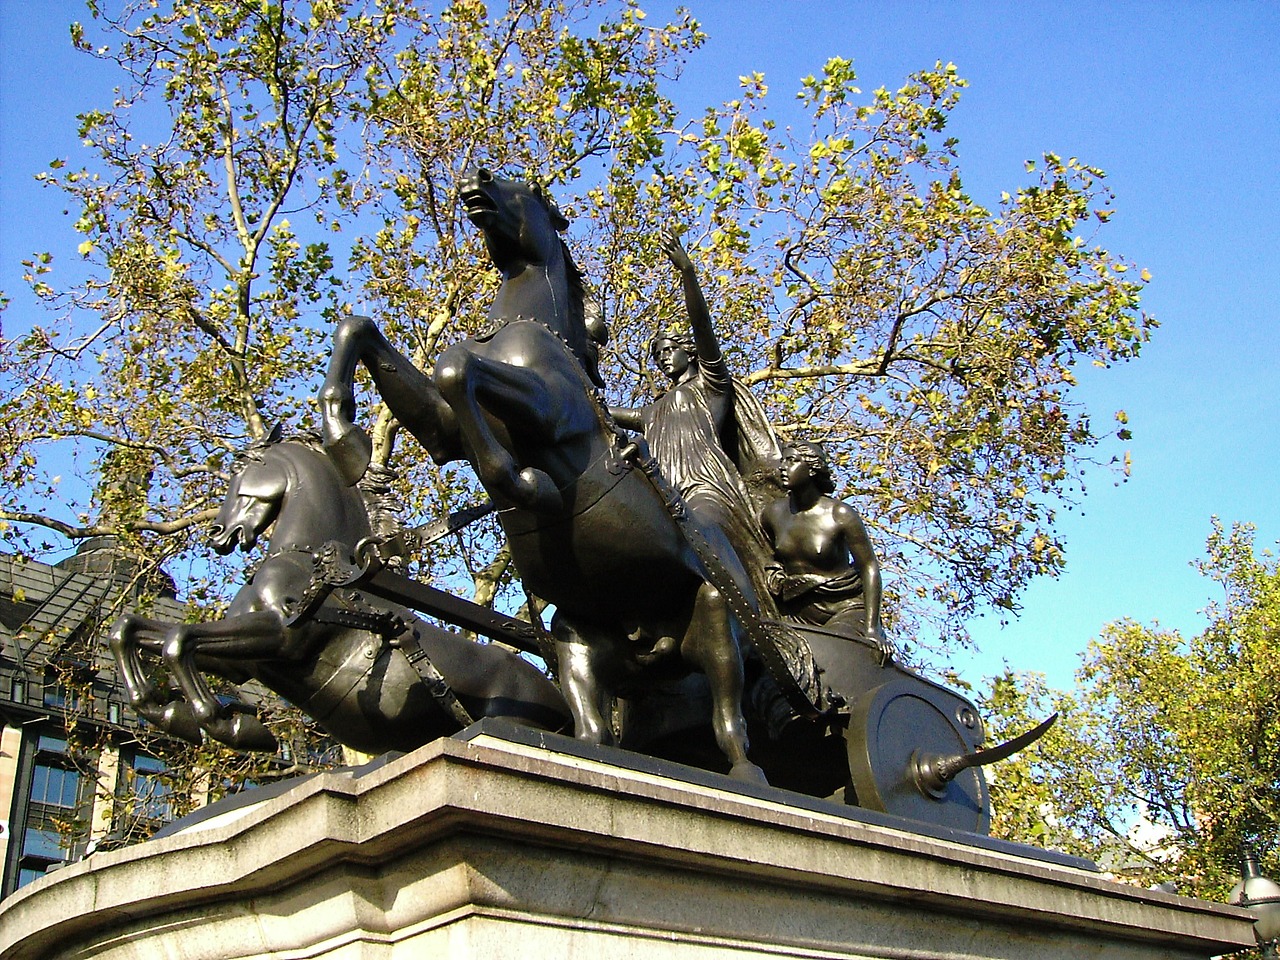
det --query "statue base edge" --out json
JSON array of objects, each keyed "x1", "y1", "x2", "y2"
[{"x1": 0, "y1": 719, "x2": 1255, "y2": 960}]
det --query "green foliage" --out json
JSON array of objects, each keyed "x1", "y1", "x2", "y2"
[
  {"x1": 983, "y1": 520, "x2": 1280, "y2": 899},
  {"x1": 336, "y1": 0, "x2": 704, "y2": 603}
]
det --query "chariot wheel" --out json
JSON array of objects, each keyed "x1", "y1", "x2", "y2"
[{"x1": 845, "y1": 678, "x2": 990, "y2": 834}]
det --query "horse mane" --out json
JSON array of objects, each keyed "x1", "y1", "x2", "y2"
[
  {"x1": 560, "y1": 237, "x2": 587, "y2": 336},
  {"x1": 289, "y1": 429, "x2": 327, "y2": 452},
  {"x1": 229, "y1": 429, "x2": 328, "y2": 479},
  {"x1": 530, "y1": 178, "x2": 590, "y2": 362},
  {"x1": 279, "y1": 430, "x2": 406, "y2": 543}
]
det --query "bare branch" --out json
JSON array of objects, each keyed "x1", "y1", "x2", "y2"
[{"x1": 0, "y1": 508, "x2": 219, "y2": 540}]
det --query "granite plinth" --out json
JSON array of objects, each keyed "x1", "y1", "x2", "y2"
[{"x1": 0, "y1": 722, "x2": 1256, "y2": 960}]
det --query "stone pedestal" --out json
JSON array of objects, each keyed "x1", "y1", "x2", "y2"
[{"x1": 0, "y1": 722, "x2": 1256, "y2": 959}]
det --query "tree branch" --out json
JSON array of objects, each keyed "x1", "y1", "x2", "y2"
[{"x1": 0, "y1": 508, "x2": 219, "y2": 540}]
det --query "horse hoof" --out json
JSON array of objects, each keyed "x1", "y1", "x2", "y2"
[
  {"x1": 730, "y1": 760, "x2": 769, "y2": 785},
  {"x1": 322, "y1": 423, "x2": 373, "y2": 486},
  {"x1": 230, "y1": 714, "x2": 279, "y2": 752},
  {"x1": 203, "y1": 713, "x2": 278, "y2": 753},
  {"x1": 152, "y1": 702, "x2": 204, "y2": 745},
  {"x1": 575, "y1": 728, "x2": 614, "y2": 748},
  {"x1": 515, "y1": 467, "x2": 563, "y2": 512}
]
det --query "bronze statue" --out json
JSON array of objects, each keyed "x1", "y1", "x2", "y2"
[
  {"x1": 609, "y1": 231, "x2": 783, "y2": 609},
  {"x1": 108, "y1": 429, "x2": 571, "y2": 755},
  {"x1": 761, "y1": 441, "x2": 888, "y2": 657},
  {"x1": 317, "y1": 170, "x2": 806, "y2": 783},
  {"x1": 102, "y1": 165, "x2": 1061, "y2": 835}
]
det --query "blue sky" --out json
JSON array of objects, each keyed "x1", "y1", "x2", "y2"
[{"x1": 3, "y1": 2, "x2": 1278, "y2": 693}]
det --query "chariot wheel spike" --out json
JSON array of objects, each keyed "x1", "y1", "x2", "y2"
[{"x1": 913, "y1": 712, "x2": 1058, "y2": 800}]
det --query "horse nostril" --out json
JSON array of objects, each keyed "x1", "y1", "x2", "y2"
[
  {"x1": 477, "y1": 167, "x2": 493, "y2": 184},
  {"x1": 208, "y1": 524, "x2": 223, "y2": 539}
]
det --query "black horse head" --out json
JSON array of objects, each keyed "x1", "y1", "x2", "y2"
[
  {"x1": 460, "y1": 167, "x2": 589, "y2": 364},
  {"x1": 461, "y1": 168, "x2": 576, "y2": 278},
  {"x1": 461, "y1": 168, "x2": 569, "y2": 252},
  {"x1": 211, "y1": 433, "x2": 366, "y2": 556}
]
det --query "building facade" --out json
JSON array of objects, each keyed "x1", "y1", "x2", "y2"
[
  {"x1": 0, "y1": 541, "x2": 196, "y2": 898},
  {"x1": 0, "y1": 539, "x2": 327, "y2": 900}
]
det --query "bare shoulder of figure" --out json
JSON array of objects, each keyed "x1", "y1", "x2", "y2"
[{"x1": 830, "y1": 497, "x2": 866, "y2": 527}]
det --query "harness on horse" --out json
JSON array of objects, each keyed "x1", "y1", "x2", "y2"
[
  {"x1": 392, "y1": 625, "x2": 476, "y2": 729},
  {"x1": 309, "y1": 603, "x2": 403, "y2": 636},
  {"x1": 282, "y1": 543, "x2": 476, "y2": 729}
]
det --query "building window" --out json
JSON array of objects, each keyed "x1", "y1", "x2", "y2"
[
  {"x1": 17, "y1": 867, "x2": 47, "y2": 888},
  {"x1": 129, "y1": 754, "x2": 173, "y2": 824},
  {"x1": 43, "y1": 670, "x2": 83, "y2": 712},
  {"x1": 29, "y1": 762, "x2": 80, "y2": 809},
  {"x1": 20, "y1": 824, "x2": 67, "y2": 861},
  {"x1": 109, "y1": 751, "x2": 175, "y2": 846},
  {"x1": 15, "y1": 735, "x2": 89, "y2": 890}
]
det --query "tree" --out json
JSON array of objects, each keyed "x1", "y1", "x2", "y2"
[
  {"x1": 981, "y1": 520, "x2": 1280, "y2": 902},
  {"x1": 1, "y1": 2, "x2": 1150, "y2": 664},
  {"x1": 0, "y1": 0, "x2": 711, "y2": 813}
]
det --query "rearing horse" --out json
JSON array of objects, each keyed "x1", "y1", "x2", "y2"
[
  {"x1": 108, "y1": 431, "x2": 571, "y2": 755},
  {"x1": 319, "y1": 169, "x2": 768, "y2": 781}
]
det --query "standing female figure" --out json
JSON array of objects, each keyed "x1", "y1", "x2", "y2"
[{"x1": 610, "y1": 231, "x2": 781, "y2": 608}]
